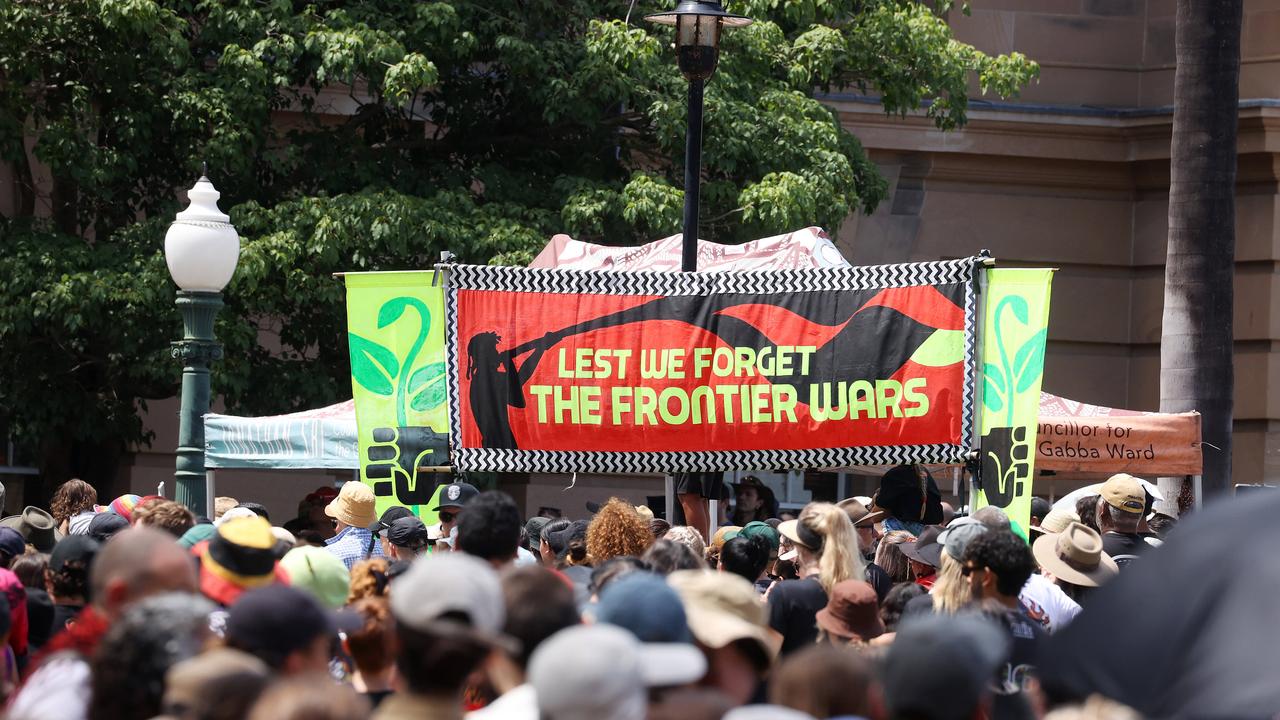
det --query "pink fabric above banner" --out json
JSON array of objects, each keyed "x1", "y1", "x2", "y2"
[
  {"x1": 1037, "y1": 393, "x2": 1203, "y2": 475},
  {"x1": 528, "y1": 227, "x2": 851, "y2": 272}
]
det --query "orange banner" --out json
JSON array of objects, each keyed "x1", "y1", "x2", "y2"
[{"x1": 1035, "y1": 394, "x2": 1202, "y2": 475}]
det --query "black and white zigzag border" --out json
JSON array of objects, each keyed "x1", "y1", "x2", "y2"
[
  {"x1": 444, "y1": 256, "x2": 984, "y2": 473},
  {"x1": 446, "y1": 257, "x2": 977, "y2": 296},
  {"x1": 453, "y1": 444, "x2": 967, "y2": 474}
]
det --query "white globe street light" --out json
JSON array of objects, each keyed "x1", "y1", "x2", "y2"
[{"x1": 164, "y1": 173, "x2": 240, "y2": 517}]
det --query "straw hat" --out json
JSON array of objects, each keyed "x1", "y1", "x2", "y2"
[
  {"x1": 1032, "y1": 522, "x2": 1118, "y2": 588},
  {"x1": 324, "y1": 482, "x2": 377, "y2": 528}
]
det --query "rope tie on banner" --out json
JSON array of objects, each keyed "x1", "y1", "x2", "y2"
[{"x1": 563, "y1": 472, "x2": 578, "y2": 492}]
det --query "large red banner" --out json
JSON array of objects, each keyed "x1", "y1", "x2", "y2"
[{"x1": 445, "y1": 262, "x2": 978, "y2": 473}]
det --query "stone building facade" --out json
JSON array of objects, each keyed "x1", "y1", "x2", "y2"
[{"x1": 835, "y1": 0, "x2": 1280, "y2": 487}]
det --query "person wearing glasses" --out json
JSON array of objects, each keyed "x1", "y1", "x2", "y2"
[
  {"x1": 962, "y1": 529, "x2": 1045, "y2": 718},
  {"x1": 429, "y1": 481, "x2": 479, "y2": 551}
]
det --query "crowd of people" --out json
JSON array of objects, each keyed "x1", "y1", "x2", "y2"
[{"x1": 0, "y1": 466, "x2": 1261, "y2": 719}]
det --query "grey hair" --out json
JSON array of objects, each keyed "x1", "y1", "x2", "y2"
[
  {"x1": 972, "y1": 506, "x2": 1011, "y2": 531},
  {"x1": 90, "y1": 593, "x2": 216, "y2": 720}
]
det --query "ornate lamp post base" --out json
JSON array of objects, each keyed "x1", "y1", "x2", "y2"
[{"x1": 172, "y1": 291, "x2": 223, "y2": 517}]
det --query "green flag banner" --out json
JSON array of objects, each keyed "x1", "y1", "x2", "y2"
[
  {"x1": 974, "y1": 268, "x2": 1054, "y2": 538},
  {"x1": 345, "y1": 272, "x2": 449, "y2": 520}
]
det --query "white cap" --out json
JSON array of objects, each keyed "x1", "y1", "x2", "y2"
[
  {"x1": 530, "y1": 625, "x2": 648, "y2": 720},
  {"x1": 390, "y1": 552, "x2": 503, "y2": 636}
]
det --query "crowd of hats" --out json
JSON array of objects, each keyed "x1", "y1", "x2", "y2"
[{"x1": 0, "y1": 467, "x2": 1271, "y2": 720}]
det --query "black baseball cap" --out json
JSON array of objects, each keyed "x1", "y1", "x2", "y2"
[
  {"x1": 50, "y1": 535, "x2": 101, "y2": 573},
  {"x1": 525, "y1": 516, "x2": 552, "y2": 541},
  {"x1": 87, "y1": 512, "x2": 129, "y2": 543},
  {"x1": 433, "y1": 482, "x2": 480, "y2": 511},
  {"x1": 385, "y1": 516, "x2": 430, "y2": 548},
  {"x1": 376, "y1": 506, "x2": 414, "y2": 532},
  {"x1": 225, "y1": 585, "x2": 358, "y2": 667}
]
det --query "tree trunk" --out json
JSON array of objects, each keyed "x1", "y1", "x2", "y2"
[{"x1": 1159, "y1": 0, "x2": 1243, "y2": 511}]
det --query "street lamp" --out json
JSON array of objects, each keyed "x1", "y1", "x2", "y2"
[
  {"x1": 164, "y1": 173, "x2": 240, "y2": 517},
  {"x1": 646, "y1": 0, "x2": 751, "y2": 272}
]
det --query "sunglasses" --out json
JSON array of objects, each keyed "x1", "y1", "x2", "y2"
[
  {"x1": 439, "y1": 511, "x2": 457, "y2": 523},
  {"x1": 961, "y1": 565, "x2": 983, "y2": 576}
]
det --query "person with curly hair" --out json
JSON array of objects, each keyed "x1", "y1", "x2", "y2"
[
  {"x1": 343, "y1": 596, "x2": 395, "y2": 708},
  {"x1": 50, "y1": 480, "x2": 98, "y2": 535},
  {"x1": 585, "y1": 498, "x2": 652, "y2": 564},
  {"x1": 347, "y1": 557, "x2": 390, "y2": 605}
]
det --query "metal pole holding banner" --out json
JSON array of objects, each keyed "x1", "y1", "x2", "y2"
[{"x1": 968, "y1": 252, "x2": 995, "y2": 510}]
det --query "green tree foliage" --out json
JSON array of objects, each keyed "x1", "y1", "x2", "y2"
[{"x1": 0, "y1": 0, "x2": 1036, "y2": 482}]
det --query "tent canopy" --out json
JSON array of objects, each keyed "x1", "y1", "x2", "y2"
[
  {"x1": 1036, "y1": 393, "x2": 1202, "y2": 475},
  {"x1": 205, "y1": 400, "x2": 356, "y2": 470},
  {"x1": 529, "y1": 227, "x2": 850, "y2": 272}
]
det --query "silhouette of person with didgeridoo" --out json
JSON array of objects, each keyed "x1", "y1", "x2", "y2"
[{"x1": 467, "y1": 331, "x2": 557, "y2": 448}]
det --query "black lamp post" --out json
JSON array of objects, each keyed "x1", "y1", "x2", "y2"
[{"x1": 647, "y1": 1, "x2": 751, "y2": 272}]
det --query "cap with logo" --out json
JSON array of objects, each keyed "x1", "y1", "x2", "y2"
[
  {"x1": 1100, "y1": 473, "x2": 1147, "y2": 514},
  {"x1": 434, "y1": 482, "x2": 480, "y2": 511}
]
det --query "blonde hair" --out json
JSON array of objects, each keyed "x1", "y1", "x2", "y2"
[
  {"x1": 797, "y1": 503, "x2": 864, "y2": 595},
  {"x1": 929, "y1": 553, "x2": 972, "y2": 614},
  {"x1": 873, "y1": 531, "x2": 915, "y2": 583}
]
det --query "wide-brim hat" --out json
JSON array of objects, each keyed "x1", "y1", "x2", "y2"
[
  {"x1": 732, "y1": 476, "x2": 777, "y2": 502},
  {"x1": 837, "y1": 498, "x2": 886, "y2": 528},
  {"x1": 815, "y1": 580, "x2": 885, "y2": 642},
  {"x1": 324, "y1": 482, "x2": 377, "y2": 528},
  {"x1": 899, "y1": 526, "x2": 943, "y2": 568},
  {"x1": 197, "y1": 516, "x2": 287, "y2": 606},
  {"x1": 668, "y1": 570, "x2": 778, "y2": 666},
  {"x1": 1032, "y1": 522, "x2": 1118, "y2": 588},
  {"x1": 0, "y1": 506, "x2": 64, "y2": 552}
]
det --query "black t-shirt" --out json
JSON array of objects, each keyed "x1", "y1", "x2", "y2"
[
  {"x1": 768, "y1": 576, "x2": 828, "y2": 655},
  {"x1": 50, "y1": 603, "x2": 83, "y2": 639},
  {"x1": 865, "y1": 562, "x2": 892, "y2": 603},
  {"x1": 25, "y1": 588, "x2": 54, "y2": 650},
  {"x1": 1102, "y1": 532, "x2": 1147, "y2": 565},
  {"x1": 981, "y1": 603, "x2": 1047, "y2": 719}
]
